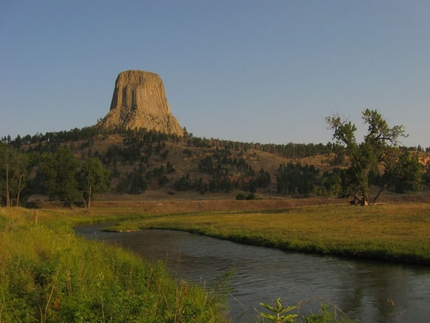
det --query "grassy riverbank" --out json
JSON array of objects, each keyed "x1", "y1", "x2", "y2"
[
  {"x1": 0, "y1": 208, "x2": 228, "y2": 323},
  {"x1": 2, "y1": 202, "x2": 428, "y2": 322},
  {"x1": 108, "y1": 203, "x2": 430, "y2": 265}
]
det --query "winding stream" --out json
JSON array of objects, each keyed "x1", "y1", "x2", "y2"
[{"x1": 75, "y1": 224, "x2": 430, "y2": 322}]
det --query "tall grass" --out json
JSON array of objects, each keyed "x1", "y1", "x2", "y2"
[
  {"x1": 112, "y1": 203, "x2": 430, "y2": 265},
  {"x1": 3, "y1": 203, "x2": 427, "y2": 322},
  {"x1": 0, "y1": 208, "x2": 228, "y2": 323}
]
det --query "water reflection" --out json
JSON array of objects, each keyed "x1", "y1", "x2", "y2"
[{"x1": 75, "y1": 224, "x2": 430, "y2": 322}]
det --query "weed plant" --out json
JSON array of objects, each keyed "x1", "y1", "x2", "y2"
[
  {"x1": 255, "y1": 297, "x2": 358, "y2": 323},
  {"x1": 0, "y1": 208, "x2": 228, "y2": 323}
]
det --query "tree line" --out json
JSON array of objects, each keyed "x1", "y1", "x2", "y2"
[
  {"x1": 3, "y1": 122, "x2": 429, "y2": 158},
  {"x1": 0, "y1": 145, "x2": 109, "y2": 208},
  {"x1": 1, "y1": 111, "x2": 429, "y2": 207}
]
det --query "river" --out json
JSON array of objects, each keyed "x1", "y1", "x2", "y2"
[{"x1": 75, "y1": 224, "x2": 430, "y2": 322}]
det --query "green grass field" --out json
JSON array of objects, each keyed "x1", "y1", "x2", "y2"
[
  {"x1": 0, "y1": 208, "x2": 228, "y2": 323},
  {"x1": 3, "y1": 202, "x2": 428, "y2": 322},
  {"x1": 108, "y1": 203, "x2": 430, "y2": 265}
]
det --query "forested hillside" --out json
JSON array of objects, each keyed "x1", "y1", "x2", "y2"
[{"x1": 1, "y1": 125, "x2": 429, "y2": 207}]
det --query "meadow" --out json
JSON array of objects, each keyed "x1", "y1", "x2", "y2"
[
  {"x1": 2, "y1": 202, "x2": 428, "y2": 322},
  {"x1": 106, "y1": 203, "x2": 430, "y2": 265}
]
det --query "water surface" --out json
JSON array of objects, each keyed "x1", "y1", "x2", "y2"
[{"x1": 75, "y1": 224, "x2": 430, "y2": 322}]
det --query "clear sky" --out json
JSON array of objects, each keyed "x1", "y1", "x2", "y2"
[{"x1": 1, "y1": 1, "x2": 429, "y2": 147}]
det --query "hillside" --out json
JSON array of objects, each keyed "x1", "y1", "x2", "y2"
[
  {"x1": 5, "y1": 126, "x2": 427, "y2": 206},
  {"x1": 27, "y1": 131, "x2": 332, "y2": 202}
]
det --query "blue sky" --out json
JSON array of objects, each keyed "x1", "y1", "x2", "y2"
[{"x1": 1, "y1": 1, "x2": 429, "y2": 147}]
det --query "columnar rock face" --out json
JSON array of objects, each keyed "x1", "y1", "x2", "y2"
[{"x1": 99, "y1": 70, "x2": 184, "y2": 136}]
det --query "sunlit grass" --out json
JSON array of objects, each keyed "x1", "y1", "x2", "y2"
[
  {"x1": 4, "y1": 203, "x2": 424, "y2": 322},
  {"x1": 0, "y1": 208, "x2": 228, "y2": 323},
  {"x1": 112, "y1": 203, "x2": 430, "y2": 264}
]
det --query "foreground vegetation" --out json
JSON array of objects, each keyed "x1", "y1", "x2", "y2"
[
  {"x1": 109, "y1": 203, "x2": 430, "y2": 265},
  {"x1": 1, "y1": 206, "x2": 360, "y2": 323},
  {"x1": 0, "y1": 208, "x2": 228, "y2": 323},
  {"x1": 3, "y1": 202, "x2": 428, "y2": 322}
]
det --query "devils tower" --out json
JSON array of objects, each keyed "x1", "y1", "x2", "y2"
[{"x1": 98, "y1": 70, "x2": 184, "y2": 136}]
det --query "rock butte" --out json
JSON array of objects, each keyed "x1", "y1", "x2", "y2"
[{"x1": 98, "y1": 70, "x2": 184, "y2": 136}]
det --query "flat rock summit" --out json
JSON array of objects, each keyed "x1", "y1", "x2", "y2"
[{"x1": 98, "y1": 70, "x2": 184, "y2": 136}]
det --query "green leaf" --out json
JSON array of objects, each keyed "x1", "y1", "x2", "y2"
[
  {"x1": 279, "y1": 305, "x2": 298, "y2": 314},
  {"x1": 260, "y1": 302, "x2": 278, "y2": 313},
  {"x1": 279, "y1": 313, "x2": 298, "y2": 321},
  {"x1": 260, "y1": 312, "x2": 277, "y2": 320}
]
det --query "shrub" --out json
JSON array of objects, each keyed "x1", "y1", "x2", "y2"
[{"x1": 236, "y1": 193, "x2": 246, "y2": 200}]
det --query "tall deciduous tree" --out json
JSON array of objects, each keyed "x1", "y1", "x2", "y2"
[
  {"x1": 6, "y1": 149, "x2": 30, "y2": 207},
  {"x1": 325, "y1": 109, "x2": 423, "y2": 205},
  {"x1": 0, "y1": 143, "x2": 8, "y2": 206},
  {"x1": 77, "y1": 157, "x2": 110, "y2": 208},
  {"x1": 0, "y1": 145, "x2": 32, "y2": 207},
  {"x1": 37, "y1": 148, "x2": 80, "y2": 206}
]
